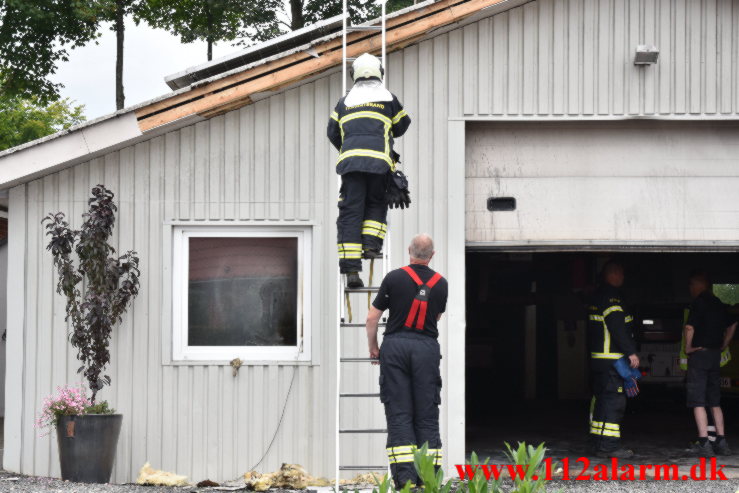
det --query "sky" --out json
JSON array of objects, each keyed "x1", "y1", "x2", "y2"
[{"x1": 51, "y1": 18, "x2": 238, "y2": 120}]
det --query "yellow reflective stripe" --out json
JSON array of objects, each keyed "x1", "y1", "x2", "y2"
[
  {"x1": 338, "y1": 243, "x2": 363, "y2": 259},
  {"x1": 339, "y1": 111, "x2": 392, "y2": 127},
  {"x1": 362, "y1": 220, "x2": 387, "y2": 230},
  {"x1": 331, "y1": 111, "x2": 339, "y2": 121},
  {"x1": 387, "y1": 445, "x2": 415, "y2": 454},
  {"x1": 602, "y1": 429, "x2": 621, "y2": 438},
  {"x1": 625, "y1": 315, "x2": 633, "y2": 323},
  {"x1": 337, "y1": 149, "x2": 393, "y2": 167},
  {"x1": 392, "y1": 109, "x2": 408, "y2": 124},
  {"x1": 391, "y1": 454, "x2": 415, "y2": 463},
  {"x1": 591, "y1": 352, "x2": 624, "y2": 359},
  {"x1": 590, "y1": 427, "x2": 603, "y2": 435},
  {"x1": 604, "y1": 423, "x2": 620, "y2": 431},
  {"x1": 603, "y1": 305, "x2": 624, "y2": 317},
  {"x1": 362, "y1": 229, "x2": 386, "y2": 239},
  {"x1": 589, "y1": 314, "x2": 604, "y2": 321}
]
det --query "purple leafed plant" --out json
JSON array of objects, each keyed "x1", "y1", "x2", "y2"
[{"x1": 43, "y1": 185, "x2": 140, "y2": 404}]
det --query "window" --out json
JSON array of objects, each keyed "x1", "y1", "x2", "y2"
[{"x1": 172, "y1": 226, "x2": 311, "y2": 362}]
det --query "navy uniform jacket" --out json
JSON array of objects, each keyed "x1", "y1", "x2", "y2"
[
  {"x1": 587, "y1": 284, "x2": 637, "y2": 371},
  {"x1": 327, "y1": 95, "x2": 411, "y2": 175}
]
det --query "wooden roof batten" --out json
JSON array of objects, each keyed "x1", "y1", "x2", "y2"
[{"x1": 134, "y1": 0, "x2": 509, "y2": 132}]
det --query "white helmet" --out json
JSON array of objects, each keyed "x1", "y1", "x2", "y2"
[{"x1": 351, "y1": 53, "x2": 384, "y2": 81}]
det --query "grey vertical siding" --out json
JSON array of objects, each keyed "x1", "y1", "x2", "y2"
[{"x1": 5, "y1": 0, "x2": 739, "y2": 483}]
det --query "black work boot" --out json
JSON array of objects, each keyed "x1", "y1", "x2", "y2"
[
  {"x1": 713, "y1": 437, "x2": 732, "y2": 456},
  {"x1": 362, "y1": 248, "x2": 383, "y2": 259},
  {"x1": 596, "y1": 448, "x2": 634, "y2": 459},
  {"x1": 691, "y1": 439, "x2": 715, "y2": 457},
  {"x1": 345, "y1": 272, "x2": 364, "y2": 289}
]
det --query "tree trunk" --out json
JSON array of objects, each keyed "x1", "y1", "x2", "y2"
[
  {"x1": 206, "y1": 0, "x2": 213, "y2": 60},
  {"x1": 115, "y1": 0, "x2": 125, "y2": 110},
  {"x1": 290, "y1": 0, "x2": 304, "y2": 30}
]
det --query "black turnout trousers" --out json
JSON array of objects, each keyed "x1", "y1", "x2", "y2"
[
  {"x1": 380, "y1": 332, "x2": 442, "y2": 488},
  {"x1": 588, "y1": 367, "x2": 626, "y2": 452},
  {"x1": 337, "y1": 172, "x2": 387, "y2": 273}
]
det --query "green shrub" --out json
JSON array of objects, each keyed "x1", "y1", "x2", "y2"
[
  {"x1": 85, "y1": 401, "x2": 115, "y2": 415},
  {"x1": 367, "y1": 442, "x2": 558, "y2": 493}
]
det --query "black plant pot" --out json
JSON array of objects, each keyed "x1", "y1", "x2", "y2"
[{"x1": 56, "y1": 414, "x2": 123, "y2": 483}]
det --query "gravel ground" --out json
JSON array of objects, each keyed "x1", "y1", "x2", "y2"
[{"x1": 3, "y1": 471, "x2": 739, "y2": 493}]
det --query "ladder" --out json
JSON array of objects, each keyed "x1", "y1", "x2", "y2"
[{"x1": 336, "y1": 0, "x2": 390, "y2": 489}]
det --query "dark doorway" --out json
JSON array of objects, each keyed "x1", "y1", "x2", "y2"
[{"x1": 465, "y1": 251, "x2": 739, "y2": 462}]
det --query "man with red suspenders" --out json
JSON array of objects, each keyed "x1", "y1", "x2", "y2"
[{"x1": 366, "y1": 234, "x2": 448, "y2": 489}]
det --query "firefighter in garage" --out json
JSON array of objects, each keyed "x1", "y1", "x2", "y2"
[
  {"x1": 327, "y1": 53, "x2": 412, "y2": 288},
  {"x1": 366, "y1": 234, "x2": 448, "y2": 488},
  {"x1": 587, "y1": 260, "x2": 640, "y2": 458},
  {"x1": 684, "y1": 271, "x2": 736, "y2": 457}
]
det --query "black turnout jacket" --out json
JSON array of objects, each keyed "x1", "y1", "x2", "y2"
[{"x1": 327, "y1": 95, "x2": 411, "y2": 175}]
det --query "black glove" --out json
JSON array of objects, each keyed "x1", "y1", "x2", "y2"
[{"x1": 385, "y1": 169, "x2": 411, "y2": 209}]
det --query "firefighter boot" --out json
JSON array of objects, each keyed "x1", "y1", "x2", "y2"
[
  {"x1": 713, "y1": 437, "x2": 732, "y2": 456},
  {"x1": 362, "y1": 248, "x2": 383, "y2": 259},
  {"x1": 346, "y1": 272, "x2": 364, "y2": 289}
]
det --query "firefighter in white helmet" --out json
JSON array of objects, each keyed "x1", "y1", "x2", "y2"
[{"x1": 328, "y1": 53, "x2": 412, "y2": 288}]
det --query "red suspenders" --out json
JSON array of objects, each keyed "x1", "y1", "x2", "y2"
[{"x1": 400, "y1": 266, "x2": 443, "y2": 330}]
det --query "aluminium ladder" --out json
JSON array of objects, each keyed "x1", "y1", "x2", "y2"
[{"x1": 335, "y1": 0, "x2": 390, "y2": 489}]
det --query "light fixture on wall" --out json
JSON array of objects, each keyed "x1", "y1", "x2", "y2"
[{"x1": 634, "y1": 45, "x2": 659, "y2": 65}]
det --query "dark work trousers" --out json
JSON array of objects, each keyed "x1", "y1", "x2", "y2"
[
  {"x1": 379, "y1": 332, "x2": 442, "y2": 488},
  {"x1": 337, "y1": 172, "x2": 387, "y2": 273},
  {"x1": 588, "y1": 367, "x2": 626, "y2": 452}
]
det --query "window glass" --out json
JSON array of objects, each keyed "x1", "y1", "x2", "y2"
[{"x1": 187, "y1": 237, "x2": 298, "y2": 347}]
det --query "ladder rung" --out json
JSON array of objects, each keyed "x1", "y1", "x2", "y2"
[
  {"x1": 339, "y1": 466, "x2": 388, "y2": 471},
  {"x1": 345, "y1": 57, "x2": 357, "y2": 63},
  {"x1": 340, "y1": 357, "x2": 378, "y2": 363},
  {"x1": 340, "y1": 322, "x2": 386, "y2": 327},
  {"x1": 340, "y1": 429, "x2": 387, "y2": 433},
  {"x1": 340, "y1": 393, "x2": 380, "y2": 397},
  {"x1": 347, "y1": 25, "x2": 384, "y2": 32},
  {"x1": 344, "y1": 287, "x2": 381, "y2": 293}
]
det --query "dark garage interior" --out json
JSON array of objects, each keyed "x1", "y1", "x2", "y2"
[{"x1": 465, "y1": 251, "x2": 739, "y2": 462}]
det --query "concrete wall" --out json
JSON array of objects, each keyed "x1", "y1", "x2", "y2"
[{"x1": 5, "y1": 0, "x2": 739, "y2": 483}]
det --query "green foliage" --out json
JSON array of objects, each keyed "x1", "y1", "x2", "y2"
[
  {"x1": 43, "y1": 185, "x2": 141, "y2": 404},
  {"x1": 85, "y1": 400, "x2": 116, "y2": 415},
  {"x1": 465, "y1": 451, "x2": 502, "y2": 493},
  {"x1": 0, "y1": 0, "x2": 102, "y2": 103},
  {"x1": 367, "y1": 442, "x2": 557, "y2": 493},
  {"x1": 135, "y1": 0, "x2": 277, "y2": 59},
  {"x1": 0, "y1": 94, "x2": 85, "y2": 151},
  {"x1": 503, "y1": 443, "x2": 550, "y2": 493}
]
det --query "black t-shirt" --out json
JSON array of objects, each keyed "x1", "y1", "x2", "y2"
[
  {"x1": 372, "y1": 264, "x2": 448, "y2": 338},
  {"x1": 686, "y1": 291, "x2": 732, "y2": 349}
]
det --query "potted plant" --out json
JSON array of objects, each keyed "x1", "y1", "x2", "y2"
[{"x1": 42, "y1": 184, "x2": 140, "y2": 483}]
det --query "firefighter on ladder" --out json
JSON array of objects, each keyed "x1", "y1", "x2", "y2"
[
  {"x1": 587, "y1": 260, "x2": 640, "y2": 458},
  {"x1": 366, "y1": 234, "x2": 448, "y2": 488},
  {"x1": 327, "y1": 53, "x2": 411, "y2": 288}
]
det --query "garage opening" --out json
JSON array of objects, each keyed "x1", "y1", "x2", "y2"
[{"x1": 465, "y1": 250, "x2": 739, "y2": 461}]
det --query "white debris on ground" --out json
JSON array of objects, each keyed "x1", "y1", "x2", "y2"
[
  {"x1": 240, "y1": 464, "x2": 381, "y2": 491},
  {"x1": 136, "y1": 462, "x2": 189, "y2": 487}
]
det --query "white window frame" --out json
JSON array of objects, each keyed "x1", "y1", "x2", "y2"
[{"x1": 171, "y1": 224, "x2": 312, "y2": 362}]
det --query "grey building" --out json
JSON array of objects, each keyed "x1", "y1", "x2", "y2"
[{"x1": 1, "y1": 0, "x2": 738, "y2": 484}]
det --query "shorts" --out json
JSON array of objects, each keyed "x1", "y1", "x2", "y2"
[{"x1": 686, "y1": 348, "x2": 721, "y2": 408}]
